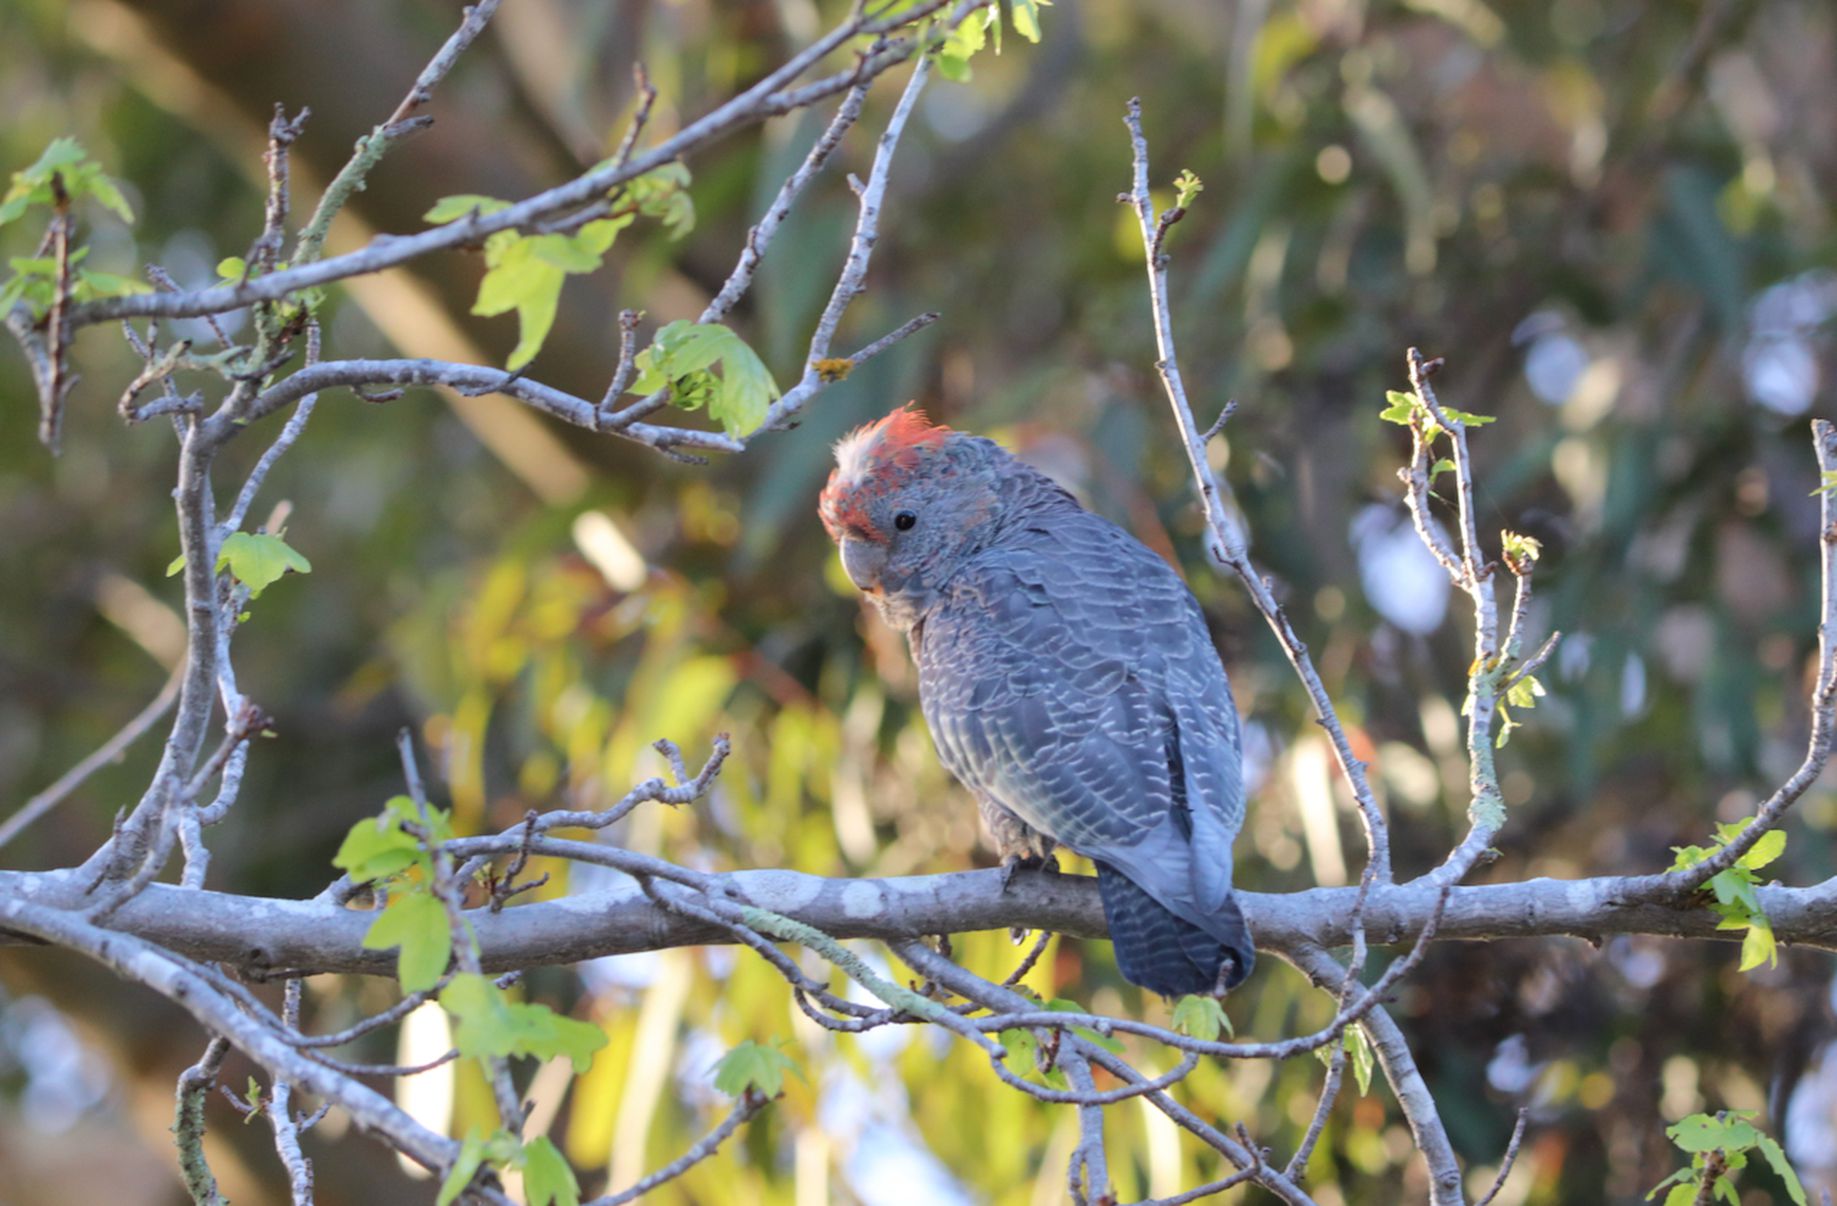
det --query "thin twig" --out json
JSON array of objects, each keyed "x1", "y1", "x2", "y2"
[
  {"x1": 611, "y1": 63, "x2": 659, "y2": 169},
  {"x1": 589, "y1": 1092, "x2": 768, "y2": 1205},
  {"x1": 293, "y1": 0, "x2": 504, "y2": 268},
  {"x1": 0, "y1": 665, "x2": 183, "y2": 850},
  {"x1": 266, "y1": 980, "x2": 315, "y2": 1204},
  {"x1": 174, "y1": 1036, "x2": 232, "y2": 1206},
  {"x1": 1120, "y1": 97, "x2": 1391, "y2": 883},
  {"x1": 1473, "y1": 1108, "x2": 1530, "y2": 1206}
]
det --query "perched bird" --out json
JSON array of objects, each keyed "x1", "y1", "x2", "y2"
[{"x1": 819, "y1": 407, "x2": 1254, "y2": 996}]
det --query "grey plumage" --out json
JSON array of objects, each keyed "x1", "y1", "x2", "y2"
[{"x1": 821, "y1": 416, "x2": 1254, "y2": 996}]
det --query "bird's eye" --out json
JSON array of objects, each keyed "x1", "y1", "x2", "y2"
[{"x1": 894, "y1": 510, "x2": 918, "y2": 532}]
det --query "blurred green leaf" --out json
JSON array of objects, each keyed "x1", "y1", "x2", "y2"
[
  {"x1": 711, "y1": 1039, "x2": 802, "y2": 1098},
  {"x1": 423, "y1": 194, "x2": 512, "y2": 223},
  {"x1": 520, "y1": 1135, "x2": 579, "y2": 1206},
  {"x1": 1171, "y1": 995, "x2": 1232, "y2": 1042},
  {"x1": 441, "y1": 974, "x2": 607, "y2": 1071},
  {"x1": 216, "y1": 532, "x2": 311, "y2": 599},
  {"x1": 632, "y1": 320, "x2": 780, "y2": 436},
  {"x1": 362, "y1": 890, "x2": 452, "y2": 992},
  {"x1": 331, "y1": 808, "x2": 425, "y2": 883}
]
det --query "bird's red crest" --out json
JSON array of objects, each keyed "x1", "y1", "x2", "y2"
[{"x1": 819, "y1": 405, "x2": 952, "y2": 542}]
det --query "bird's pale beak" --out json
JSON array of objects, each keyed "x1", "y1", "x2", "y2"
[{"x1": 839, "y1": 537, "x2": 887, "y2": 593}]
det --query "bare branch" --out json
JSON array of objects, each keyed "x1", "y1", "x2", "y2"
[
  {"x1": 1120, "y1": 97, "x2": 1392, "y2": 883},
  {"x1": 0, "y1": 664, "x2": 183, "y2": 851},
  {"x1": 292, "y1": 0, "x2": 504, "y2": 268},
  {"x1": 224, "y1": 321, "x2": 322, "y2": 534},
  {"x1": 589, "y1": 1092, "x2": 768, "y2": 1206},
  {"x1": 0, "y1": 897, "x2": 472, "y2": 1182},
  {"x1": 1473, "y1": 1108, "x2": 1530, "y2": 1206},
  {"x1": 174, "y1": 1036, "x2": 232, "y2": 1206},
  {"x1": 71, "y1": 2, "x2": 972, "y2": 329},
  {"x1": 1636, "y1": 417, "x2": 1837, "y2": 898},
  {"x1": 266, "y1": 980, "x2": 316, "y2": 1205},
  {"x1": 1290, "y1": 945, "x2": 1462, "y2": 1205}
]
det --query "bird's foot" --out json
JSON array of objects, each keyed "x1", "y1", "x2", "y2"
[{"x1": 998, "y1": 851, "x2": 1058, "y2": 892}]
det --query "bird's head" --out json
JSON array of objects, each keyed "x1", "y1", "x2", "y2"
[{"x1": 819, "y1": 406, "x2": 1002, "y2": 627}]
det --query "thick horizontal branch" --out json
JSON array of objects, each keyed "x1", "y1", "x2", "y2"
[{"x1": 8, "y1": 864, "x2": 1837, "y2": 979}]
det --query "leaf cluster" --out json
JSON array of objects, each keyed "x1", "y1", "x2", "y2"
[
  {"x1": 1378, "y1": 388, "x2": 1495, "y2": 441},
  {"x1": 1647, "y1": 1111, "x2": 1805, "y2": 1206},
  {"x1": 631, "y1": 319, "x2": 780, "y2": 438},
  {"x1": 711, "y1": 1038, "x2": 804, "y2": 1099},
  {"x1": 425, "y1": 163, "x2": 696, "y2": 370},
  {"x1": 1668, "y1": 819, "x2": 1788, "y2": 972},
  {"x1": 0, "y1": 139, "x2": 148, "y2": 317},
  {"x1": 439, "y1": 1131, "x2": 578, "y2": 1206},
  {"x1": 931, "y1": 0, "x2": 1047, "y2": 82}
]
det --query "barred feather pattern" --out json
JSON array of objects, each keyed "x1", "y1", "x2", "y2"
[{"x1": 912, "y1": 459, "x2": 1254, "y2": 996}]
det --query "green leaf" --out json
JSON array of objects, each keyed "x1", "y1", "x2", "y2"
[
  {"x1": 470, "y1": 220, "x2": 629, "y2": 370},
  {"x1": 1506, "y1": 674, "x2": 1545, "y2": 710},
  {"x1": 424, "y1": 194, "x2": 511, "y2": 223},
  {"x1": 436, "y1": 1135, "x2": 487, "y2": 1206},
  {"x1": 0, "y1": 271, "x2": 36, "y2": 312},
  {"x1": 1, "y1": 138, "x2": 135, "y2": 228},
  {"x1": 1343, "y1": 1023, "x2": 1375, "y2": 1096},
  {"x1": 626, "y1": 163, "x2": 695, "y2": 239},
  {"x1": 1813, "y1": 470, "x2": 1837, "y2": 498},
  {"x1": 242, "y1": 1075, "x2": 264, "y2": 1121},
  {"x1": 1738, "y1": 914, "x2": 1777, "y2": 971},
  {"x1": 1756, "y1": 1135, "x2": 1809, "y2": 1205},
  {"x1": 331, "y1": 810, "x2": 426, "y2": 883},
  {"x1": 10, "y1": 250, "x2": 86, "y2": 275},
  {"x1": 1495, "y1": 703, "x2": 1518, "y2": 748},
  {"x1": 1008, "y1": 0, "x2": 1046, "y2": 42},
  {"x1": 1500, "y1": 530, "x2": 1542, "y2": 564},
  {"x1": 520, "y1": 1135, "x2": 579, "y2": 1206},
  {"x1": 1709, "y1": 868, "x2": 1761, "y2": 916},
  {"x1": 1660, "y1": 1184, "x2": 1695, "y2": 1206},
  {"x1": 216, "y1": 531, "x2": 311, "y2": 599},
  {"x1": 999, "y1": 1026, "x2": 1038, "y2": 1070},
  {"x1": 1739, "y1": 828, "x2": 1787, "y2": 872},
  {"x1": 710, "y1": 1038, "x2": 803, "y2": 1099},
  {"x1": 934, "y1": 52, "x2": 972, "y2": 82},
  {"x1": 79, "y1": 170, "x2": 134, "y2": 225},
  {"x1": 1379, "y1": 390, "x2": 1416, "y2": 424},
  {"x1": 1430, "y1": 457, "x2": 1455, "y2": 479},
  {"x1": 363, "y1": 890, "x2": 453, "y2": 992},
  {"x1": 74, "y1": 268, "x2": 150, "y2": 299},
  {"x1": 634, "y1": 320, "x2": 780, "y2": 437},
  {"x1": 528, "y1": 232, "x2": 603, "y2": 273},
  {"x1": 1170, "y1": 995, "x2": 1231, "y2": 1042},
  {"x1": 441, "y1": 974, "x2": 608, "y2": 1071},
  {"x1": 1668, "y1": 1112, "x2": 1743, "y2": 1153},
  {"x1": 934, "y1": 7, "x2": 990, "y2": 80},
  {"x1": 217, "y1": 256, "x2": 247, "y2": 280},
  {"x1": 1172, "y1": 169, "x2": 1203, "y2": 210},
  {"x1": 1647, "y1": 1166, "x2": 1693, "y2": 1200},
  {"x1": 1440, "y1": 405, "x2": 1496, "y2": 426}
]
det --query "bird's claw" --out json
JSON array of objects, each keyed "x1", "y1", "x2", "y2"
[{"x1": 999, "y1": 851, "x2": 1057, "y2": 892}]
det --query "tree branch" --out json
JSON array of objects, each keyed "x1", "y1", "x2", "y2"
[{"x1": 18, "y1": 862, "x2": 1837, "y2": 979}]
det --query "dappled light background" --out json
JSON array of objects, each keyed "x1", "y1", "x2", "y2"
[{"x1": 3, "y1": 0, "x2": 1835, "y2": 1202}]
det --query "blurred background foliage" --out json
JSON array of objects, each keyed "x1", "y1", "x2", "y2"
[{"x1": 1, "y1": 0, "x2": 1835, "y2": 1202}]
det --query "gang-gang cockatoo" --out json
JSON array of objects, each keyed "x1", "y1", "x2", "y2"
[{"x1": 819, "y1": 407, "x2": 1254, "y2": 996}]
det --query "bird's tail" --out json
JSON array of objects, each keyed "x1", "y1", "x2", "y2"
[{"x1": 1094, "y1": 862, "x2": 1256, "y2": 997}]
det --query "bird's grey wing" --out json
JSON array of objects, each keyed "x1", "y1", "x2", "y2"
[{"x1": 917, "y1": 513, "x2": 1242, "y2": 867}]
